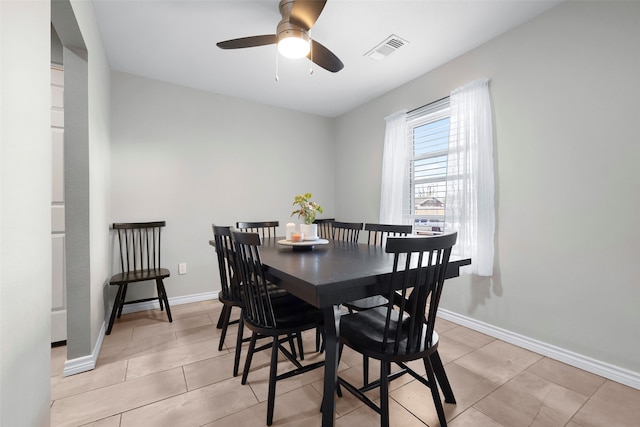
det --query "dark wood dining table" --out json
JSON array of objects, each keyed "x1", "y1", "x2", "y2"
[{"x1": 254, "y1": 237, "x2": 471, "y2": 427}]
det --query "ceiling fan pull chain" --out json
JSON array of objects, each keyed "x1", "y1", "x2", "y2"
[
  {"x1": 275, "y1": 46, "x2": 280, "y2": 82},
  {"x1": 309, "y1": 35, "x2": 314, "y2": 75}
]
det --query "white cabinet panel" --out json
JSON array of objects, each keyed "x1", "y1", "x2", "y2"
[
  {"x1": 52, "y1": 128, "x2": 64, "y2": 203},
  {"x1": 51, "y1": 109, "x2": 64, "y2": 127},
  {"x1": 51, "y1": 67, "x2": 64, "y2": 86},
  {"x1": 51, "y1": 206, "x2": 65, "y2": 232},
  {"x1": 52, "y1": 85, "x2": 64, "y2": 108},
  {"x1": 51, "y1": 234, "x2": 66, "y2": 310}
]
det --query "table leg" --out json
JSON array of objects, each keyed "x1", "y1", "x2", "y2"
[{"x1": 321, "y1": 305, "x2": 341, "y2": 427}]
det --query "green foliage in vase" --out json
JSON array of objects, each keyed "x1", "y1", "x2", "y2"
[{"x1": 291, "y1": 192, "x2": 323, "y2": 224}]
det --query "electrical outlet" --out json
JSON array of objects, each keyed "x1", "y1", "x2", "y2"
[{"x1": 178, "y1": 263, "x2": 187, "y2": 275}]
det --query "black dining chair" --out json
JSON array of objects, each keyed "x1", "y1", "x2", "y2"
[
  {"x1": 107, "y1": 221, "x2": 172, "y2": 335},
  {"x1": 231, "y1": 230, "x2": 325, "y2": 426},
  {"x1": 236, "y1": 219, "x2": 310, "y2": 359},
  {"x1": 365, "y1": 223, "x2": 413, "y2": 246},
  {"x1": 332, "y1": 221, "x2": 363, "y2": 242},
  {"x1": 343, "y1": 223, "x2": 413, "y2": 385},
  {"x1": 347, "y1": 223, "x2": 414, "y2": 311},
  {"x1": 313, "y1": 218, "x2": 335, "y2": 239},
  {"x1": 236, "y1": 221, "x2": 279, "y2": 239},
  {"x1": 337, "y1": 232, "x2": 458, "y2": 427},
  {"x1": 346, "y1": 223, "x2": 413, "y2": 312},
  {"x1": 212, "y1": 225, "x2": 246, "y2": 376}
]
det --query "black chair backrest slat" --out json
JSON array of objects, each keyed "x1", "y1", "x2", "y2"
[
  {"x1": 236, "y1": 221, "x2": 279, "y2": 240},
  {"x1": 313, "y1": 218, "x2": 335, "y2": 240},
  {"x1": 365, "y1": 223, "x2": 413, "y2": 247},
  {"x1": 212, "y1": 225, "x2": 242, "y2": 302},
  {"x1": 231, "y1": 230, "x2": 277, "y2": 329},
  {"x1": 113, "y1": 221, "x2": 166, "y2": 274},
  {"x1": 332, "y1": 221, "x2": 363, "y2": 242}
]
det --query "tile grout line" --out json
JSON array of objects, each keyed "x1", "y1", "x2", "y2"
[
  {"x1": 389, "y1": 391, "x2": 431, "y2": 426},
  {"x1": 565, "y1": 378, "x2": 608, "y2": 426}
]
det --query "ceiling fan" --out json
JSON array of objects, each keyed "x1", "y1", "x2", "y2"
[{"x1": 216, "y1": 0, "x2": 344, "y2": 73}]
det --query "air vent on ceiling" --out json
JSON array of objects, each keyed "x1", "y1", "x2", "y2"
[{"x1": 364, "y1": 34, "x2": 409, "y2": 61}]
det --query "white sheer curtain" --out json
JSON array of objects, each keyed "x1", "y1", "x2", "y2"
[
  {"x1": 445, "y1": 78, "x2": 495, "y2": 276},
  {"x1": 379, "y1": 110, "x2": 408, "y2": 225}
]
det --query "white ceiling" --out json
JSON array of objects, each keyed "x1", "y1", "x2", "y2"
[{"x1": 91, "y1": 0, "x2": 561, "y2": 117}]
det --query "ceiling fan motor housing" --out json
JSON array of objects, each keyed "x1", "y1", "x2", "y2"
[{"x1": 277, "y1": 20, "x2": 309, "y2": 44}]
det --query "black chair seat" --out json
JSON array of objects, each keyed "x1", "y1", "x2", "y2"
[
  {"x1": 217, "y1": 288, "x2": 243, "y2": 308},
  {"x1": 267, "y1": 297, "x2": 324, "y2": 331},
  {"x1": 218, "y1": 282, "x2": 287, "y2": 307},
  {"x1": 340, "y1": 307, "x2": 439, "y2": 359},
  {"x1": 110, "y1": 268, "x2": 170, "y2": 285}
]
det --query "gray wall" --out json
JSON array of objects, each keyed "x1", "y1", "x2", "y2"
[
  {"x1": 335, "y1": 1, "x2": 640, "y2": 376},
  {"x1": 110, "y1": 71, "x2": 336, "y2": 301},
  {"x1": 62, "y1": 44, "x2": 92, "y2": 359},
  {"x1": 67, "y1": 0, "x2": 112, "y2": 364}
]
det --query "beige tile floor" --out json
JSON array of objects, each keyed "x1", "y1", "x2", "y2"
[{"x1": 51, "y1": 300, "x2": 640, "y2": 427}]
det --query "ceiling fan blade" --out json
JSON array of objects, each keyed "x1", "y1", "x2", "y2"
[
  {"x1": 290, "y1": 0, "x2": 327, "y2": 31},
  {"x1": 217, "y1": 35, "x2": 277, "y2": 50},
  {"x1": 308, "y1": 39, "x2": 343, "y2": 73}
]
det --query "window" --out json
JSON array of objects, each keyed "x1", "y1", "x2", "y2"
[
  {"x1": 406, "y1": 98, "x2": 450, "y2": 235},
  {"x1": 381, "y1": 79, "x2": 494, "y2": 276}
]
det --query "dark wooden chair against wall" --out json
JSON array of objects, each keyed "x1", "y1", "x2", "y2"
[
  {"x1": 236, "y1": 221, "x2": 279, "y2": 240},
  {"x1": 343, "y1": 223, "x2": 414, "y2": 385},
  {"x1": 331, "y1": 221, "x2": 363, "y2": 242},
  {"x1": 231, "y1": 230, "x2": 325, "y2": 426},
  {"x1": 313, "y1": 218, "x2": 335, "y2": 239},
  {"x1": 212, "y1": 225, "x2": 245, "y2": 376},
  {"x1": 337, "y1": 233, "x2": 458, "y2": 427},
  {"x1": 107, "y1": 221, "x2": 172, "y2": 335}
]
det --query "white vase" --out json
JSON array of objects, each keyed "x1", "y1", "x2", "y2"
[{"x1": 299, "y1": 223, "x2": 318, "y2": 240}]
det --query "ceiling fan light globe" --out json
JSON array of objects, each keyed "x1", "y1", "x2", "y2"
[{"x1": 278, "y1": 36, "x2": 310, "y2": 59}]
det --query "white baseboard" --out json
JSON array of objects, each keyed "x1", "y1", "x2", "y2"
[
  {"x1": 63, "y1": 322, "x2": 106, "y2": 377},
  {"x1": 62, "y1": 291, "x2": 219, "y2": 377},
  {"x1": 438, "y1": 309, "x2": 640, "y2": 391}
]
